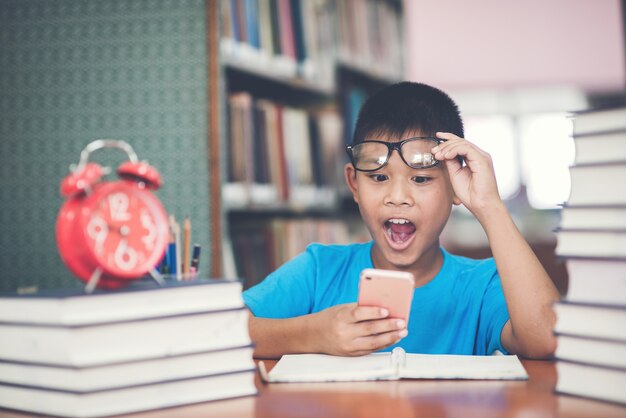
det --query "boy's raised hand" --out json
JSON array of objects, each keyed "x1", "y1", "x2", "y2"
[
  {"x1": 312, "y1": 303, "x2": 408, "y2": 356},
  {"x1": 433, "y1": 132, "x2": 502, "y2": 219}
]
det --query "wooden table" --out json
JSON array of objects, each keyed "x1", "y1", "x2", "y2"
[{"x1": 1, "y1": 359, "x2": 625, "y2": 418}]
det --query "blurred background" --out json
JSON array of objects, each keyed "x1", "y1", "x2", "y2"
[{"x1": 0, "y1": 0, "x2": 623, "y2": 293}]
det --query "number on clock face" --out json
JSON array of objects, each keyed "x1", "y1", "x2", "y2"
[
  {"x1": 108, "y1": 192, "x2": 131, "y2": 222},
  {"x1": 87, "y1": 190, "x2": 160, "y2": 273}
]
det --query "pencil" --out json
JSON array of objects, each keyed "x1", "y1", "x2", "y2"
[
  {"x1": 174, "y1": 218, "x2": 182, "y2": 281},
  {"x1": 182, "y1": 216, "x2": 191, "y2": 278}
]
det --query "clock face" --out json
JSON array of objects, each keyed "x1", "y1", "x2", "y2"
[{"x1": 81, "y1": 182, "x2": 168, "y2": 278}]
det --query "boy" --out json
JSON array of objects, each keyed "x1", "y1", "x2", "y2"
[{"x1": 243, "y1": 82, "x2": 559, "y2": 359}]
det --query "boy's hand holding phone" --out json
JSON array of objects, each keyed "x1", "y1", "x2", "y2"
[
  {"x1": 310, "y1": 268, "x2": 415, "y2": 356},
  {"x1": 310, "y1": 303, "x2": 408, "y2": 357}
]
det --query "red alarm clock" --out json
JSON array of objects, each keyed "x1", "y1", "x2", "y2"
[{"x1": 56, "y1": 140, "x2": 169, "y2": 291}]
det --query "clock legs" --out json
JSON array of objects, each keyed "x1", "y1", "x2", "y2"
[
  {"x1": 149, "y1": 268, "x2": 165, "y2": 286},
  {"x1": 85, "y1": 267, "x2": 103, "y2": 293}
]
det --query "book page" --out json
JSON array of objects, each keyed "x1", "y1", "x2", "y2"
[
  {"x1": 400, "y1": 354, "x2": 528, "y2": 380},
  {"x1": 264, "y1": 353, "x2": 395, "y2": 383}
]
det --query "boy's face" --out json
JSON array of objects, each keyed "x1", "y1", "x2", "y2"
[{"x1": 344, "y1": 133, "x2": 460, "y2": 275}]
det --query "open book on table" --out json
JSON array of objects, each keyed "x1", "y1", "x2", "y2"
[{"x1": 260, "y1": 348, "x2": 528, "y2": 383}]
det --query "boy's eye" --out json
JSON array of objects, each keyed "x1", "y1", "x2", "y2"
[
  {"x1": 412, "y1": 176, "x2": 431, "y2": 184},
  {"x1": 369, "y1": 174, "x2": 388, "y2": 182}
]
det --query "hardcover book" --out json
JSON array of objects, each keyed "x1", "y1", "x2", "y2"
[
  {"x1": 0, "y1": 278, "x2": 245, "y2": 326},
  {"x1": 0, "y1": 369, "x2": 257, "y2": 418}
]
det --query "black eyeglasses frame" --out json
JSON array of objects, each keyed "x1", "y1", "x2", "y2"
[{"x1": 345, "y1": 137, "x2": 445, "y2": 172}]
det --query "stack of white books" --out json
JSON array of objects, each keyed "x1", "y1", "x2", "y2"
[
  {"x1": 0, "y1": 278, "x2": 256, "y2": 417},
  {"x1": 554, "y1": 106, "x2": 626, "y2": 405}
]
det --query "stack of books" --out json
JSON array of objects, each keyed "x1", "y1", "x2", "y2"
[
  {"x1": 0, "y1": 278, "x2": 256, "y2": 417},
  {"x1": 554, "y1": 106, "x2": 626, "y2": 405}
]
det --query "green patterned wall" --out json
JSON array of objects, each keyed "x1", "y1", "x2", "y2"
[{"x1": 0, "y1": 0, "x2": 212, "y2": 291}]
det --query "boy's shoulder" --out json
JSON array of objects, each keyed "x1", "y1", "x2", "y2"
[{"x1": 442, "y1": 248, "x2": 497, "y2": 276}]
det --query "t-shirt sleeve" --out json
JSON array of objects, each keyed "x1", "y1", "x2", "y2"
[
  {"x1": 242, "y1": 248, "x2": 317, "y2": 318},
  {"x1": 478, "y1": 269, "x2": 510, "y2": 355}
]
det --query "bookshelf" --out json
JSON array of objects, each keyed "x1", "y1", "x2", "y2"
[{"x1": 210, "y1": 0, "x2": 404, "y2": 287}]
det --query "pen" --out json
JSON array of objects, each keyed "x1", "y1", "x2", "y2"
[
  {"x1": 168, "y1": 215, "x2": 177, "y2": 276},
  {"x1": 191, "y1": 244, "x2": 201, "y2": 273},
  {"x1": 183, "y1": 217, "x2": 191, "y2": 278}
]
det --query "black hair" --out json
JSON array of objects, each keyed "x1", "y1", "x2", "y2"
[{"x1": 352, "y1": 82, "x2": 464, "y2": 144}]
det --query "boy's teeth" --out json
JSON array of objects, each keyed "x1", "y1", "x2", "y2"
[{"x1": 389, "y1": 218, "x2": 409, "y2": 225}]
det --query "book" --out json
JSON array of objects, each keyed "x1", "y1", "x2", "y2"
[
  {"x1": 567, "y1": 162, "x2": 626, "y2": 206},
  {"x1": 0, "y1": 369, "x2": 257, "y2": 418},
  {"x1": 553, "y1": 302, "x2": 626, "y2": 342},
  {"x1": 259, "y1": 347, "x2": 528, "y2": 383},
  {"x1": 0, "y1": 278, "x2": 244, "y2": 326},
  {"x1": 564, "y1": 258, "x2": 626, "y2": 306},
  {"x1": 555, "y1": 334, "x2": 626, "y2": 369},
  {"x1": 559, "y1": 206, "x2": 626, "y2": 230},
  {"x1": 0, "y1": 308, "x2": 250, "y2": 367},
  {"x1": 0, "y1": 345, "x2": 254, "y2": 391},
  {"x1": 556, "y1": 361, "x2": 626, "y2": 405},
  {"x1": 571, "y1": 107, "x2": 626, "y2": 136},
  {"x1": 573, "y1": 130, "x2": 626, "y2": 165},
  {"x1": 555, "y1": 229, "x2": 626, "y2": 258}
]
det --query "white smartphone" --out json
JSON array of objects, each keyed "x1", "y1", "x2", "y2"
[{"x1": 357, "y1": 268, "x2": 415, "y2": 323}]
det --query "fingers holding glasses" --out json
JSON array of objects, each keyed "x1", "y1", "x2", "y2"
[
  {"x1": 432, "y1": 132, "x2": 501, "y2": 215},
  {"x1": 432, "y1": 132, "x2": 492, "y2": 169}
]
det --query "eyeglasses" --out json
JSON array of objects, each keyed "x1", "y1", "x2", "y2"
[{"x1": 345, "y1": 137, "x2": 443, "y2": 172}]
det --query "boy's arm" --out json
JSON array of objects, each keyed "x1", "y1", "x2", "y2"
[
  {"x1": 247, "y1": 304, "x2": 408, "y2": 358},
  {"x1": 475, "y1": 201, "x2": 559, "y2": 358},
  {"x1": 433, "y1": 132, "x2": 559, "y2": 359}
]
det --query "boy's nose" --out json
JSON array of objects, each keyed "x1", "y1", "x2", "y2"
[{"x1": 383, "y1": 154, "x2": 415, "y2": 206}]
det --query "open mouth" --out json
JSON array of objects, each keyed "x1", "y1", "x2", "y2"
[{"x1": 384, "y1": 218, "x2": 416, "y2": 248}]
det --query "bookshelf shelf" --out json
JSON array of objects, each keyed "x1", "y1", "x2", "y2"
[
  {"x1": 213, "y1": 0, "x2": 404, "y2": 283},
  {"x1": 223, "y1": 183, "x2": 339, "y2": 213},
  {"x1": 337, "y1": 60, "x2": 402, "y2": 88},
  {"x1": 223, "y1": 56, "x2": 335, "y2": 103}
]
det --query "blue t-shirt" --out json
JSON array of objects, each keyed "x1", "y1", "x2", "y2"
[{"x1": 243, "y1": 241, "x2": 510, "y2": 355}]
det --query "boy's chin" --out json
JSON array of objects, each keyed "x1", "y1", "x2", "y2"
[{"x1": 374, "y1": 239, "x2": 420, "y2": 269}]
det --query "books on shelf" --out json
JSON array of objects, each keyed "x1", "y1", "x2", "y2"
[
  {"x1": 221, "y1": 0, "x2": 338, "y2": 85},
  {"x1": 220, "y1": 0, "x2": 403, "y2": 86},
  {"x1": 231, "y1": 217, "x2": 350, "y2": 288},
  {"x1": 260, "y1": 347, "x2": 528, "y2": 383},
  {"x1": 224, "y1": 92, "x2": 344, "y2": 210},
  {"x1": 554, "y1": 106, "x2": 626, "y2": 405},
  {"x1": 334, "y1": 0, "x2": 403, "y2": 80},
  {"x1": 0, "y1": 278, "x2": 256, "y2": 417}
]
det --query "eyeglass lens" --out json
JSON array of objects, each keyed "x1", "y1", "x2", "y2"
[{"x1": 351, "y1": 138, "x2": 439, "y2": 171}]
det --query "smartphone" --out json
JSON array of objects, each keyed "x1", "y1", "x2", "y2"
[{"x1": 357, "y1": 268, "x2": 415, "y2": 323}]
